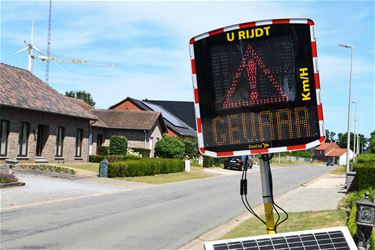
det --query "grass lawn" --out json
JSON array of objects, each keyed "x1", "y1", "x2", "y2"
[
  {"x1": 117, "y1": 167, "x2": 216, "y2": 184},
  {"x1": 60, "y1": 163, "x2": 99, "y2": 173},
  {"x1": 222, "y1": 210, "x2": 346, "y2": 239},
  {"x1": 263, "y1": 158, "x2": 324, "y2": 167},
  {"x1": 330, "y1": 166, "x2": 346, "y2": 175}
]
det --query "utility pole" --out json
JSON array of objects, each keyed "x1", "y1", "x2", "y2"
[
  {"x1": 352, "y1": 101, "x2": 357, "y2": 159},
  {"x1": 338, "y1": 44, "x2": 353, "y2": 186}
]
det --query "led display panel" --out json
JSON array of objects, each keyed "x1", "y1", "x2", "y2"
[{"x1": 190, "y1": 19, "x2": 324, "y2": 156}]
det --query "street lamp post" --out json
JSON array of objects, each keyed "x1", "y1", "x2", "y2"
[
  {"x1": 338, "y1": 43, "x2": 353, "y2": 187},
  {"x1": 352, "y1": 101, "x2": 357, "y2": 159}
]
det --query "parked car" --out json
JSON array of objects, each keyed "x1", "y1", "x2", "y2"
[
  {"x1": 224, "y1": 156, "x2": 253, "y2": 171},
  {"x1": 326, "y1": 160, "x2": 334, "y2": 166}
]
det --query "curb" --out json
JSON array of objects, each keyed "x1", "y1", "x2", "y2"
[{"x1": 0, "y1": 182, "x2": 25, "y2": 189}]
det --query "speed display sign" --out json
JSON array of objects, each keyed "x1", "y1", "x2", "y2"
[{"x1": 190, "y1": 19, "x2": 325, "y2": 157}]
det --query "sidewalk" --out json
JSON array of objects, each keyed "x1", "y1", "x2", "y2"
[{"x1": 181, "y1": 172, "x2": 346, "y2": 250}]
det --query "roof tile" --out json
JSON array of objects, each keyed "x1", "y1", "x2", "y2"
[
  {"x1": 92, "y1": 109, "x2": 164, "y2": 130},
  {"x1": 0, "y1": 63, "x2": 96, "y2": 120}
]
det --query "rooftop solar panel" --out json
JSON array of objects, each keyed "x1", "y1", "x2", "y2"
[
  {"x1": 143, "y1": 101, "x2": 187, "y2": 128},
  {"x1": 204, "y1": 227, "x2": 357, "y2": 250}
]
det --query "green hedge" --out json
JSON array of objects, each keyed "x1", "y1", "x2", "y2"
[
  {"x1": 108, "y1": 158, "x2": 184, "y2": 177},
  {"x1": 131, "y1": 147, "x2": 151, "y2": 158},
  {"x1": 355, "y1": 154, "x2": 375, "y2": 167},
  {"x1": 109, "y1": 135, "x2": 128, "y2": 155},
  {"x1": 353, "y1": 154, "x2": 375, "y2": 190},
  {"x1": 89, "y1": 154, "x2": 141, "y2": 163},
  {"x1": 345, "y1": 189, "x2": 375, "y2": 250},
  {"x1": 280, "y1": 151, "x2": 312, "y2": 158},
  {"x1": 203, "y1": 156, "x2": 225, "y2": 168},
  {"x1": 355, "y1": 167, "x2": 375, "y2": 190}
]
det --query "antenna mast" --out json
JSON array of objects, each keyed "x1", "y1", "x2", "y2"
[{"x1": 45, "y1": 0, "x2": 52, "y2": 83}]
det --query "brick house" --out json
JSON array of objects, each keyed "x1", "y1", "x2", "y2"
[
  {"x1": 0, "y1": 63, "x2": 97, "y2": 164},
  {"x1": 90, "y1": 110, "x2": 167, "y2": 157},
  {"x1": 313, "y1": 142, "x2": 353, "y2": 165},
  {"x1": 109, "y1": 97, "x2": 196, "y2": 137},
  {"x1": 313, "y1": 142, "x2": 339, "y2": 162},
  {"x1": 69, "y1": 98, "x2": 167, "y2": 157},
  {"x1": 325, "y1": 148, "x2": 353, "y2": 165}
]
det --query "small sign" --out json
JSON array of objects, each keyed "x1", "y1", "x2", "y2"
[{"x1": 190, "y1": 19, "x2": 324, "y2": 157}]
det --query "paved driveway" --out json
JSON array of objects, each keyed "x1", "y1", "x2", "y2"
[{"x1": 1, "y1": 173, "x2": 149, "y2": 209}]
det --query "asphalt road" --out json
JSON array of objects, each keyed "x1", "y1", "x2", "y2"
[{"x1": 1, "y1": 165, "x2": 332, "y2": 249}]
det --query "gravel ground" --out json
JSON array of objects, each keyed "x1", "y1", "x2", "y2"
[{"x1": 0, "y1": 173, "x2": 147, "y2": 209}]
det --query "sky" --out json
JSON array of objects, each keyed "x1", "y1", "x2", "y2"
[{"x1": 1, "y1": 0, "x2": 374, "y2": 138}]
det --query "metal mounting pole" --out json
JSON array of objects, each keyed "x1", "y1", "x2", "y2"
[{"x1": 259, "y1": 155, "x2": 276, "y2": 234}]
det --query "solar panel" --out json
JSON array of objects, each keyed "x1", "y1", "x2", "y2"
[
  {"x1": 143, "y1": 101, "x2": 188, "y2": 128},
  {"x1": 204, "y1": 227, "x2": 357, "y2": 250}
]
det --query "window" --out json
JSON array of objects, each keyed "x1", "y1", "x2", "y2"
[
  {"x1": 55, "y1": 126, "x2": 65, "y2": 157},
  {"x1": 0, "y1": 120, "x2": 9, "y2": 156},
  {"x1": 97, "y1": 134, "x2": 103, "y2": 147},
  {"x1": 18, "y1": 122, "x2": 29, "y2": 156},
  {"x1": 75, "y1": 129, "x2": 83, "y2": 157}
]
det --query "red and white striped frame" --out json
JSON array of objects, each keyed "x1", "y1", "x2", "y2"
[{"x1": 189, "y1": 18, "x2": 325, "y2": 157}]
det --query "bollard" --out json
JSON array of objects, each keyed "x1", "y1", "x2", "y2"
[
  {"x1": 185, "y1": 160, "x2": 191, "y2": 172},
  {"x1": 355, "y1": 193, "x2": 375, "y2": 250},
  {"x1": 6, "y1": 160, "x2": 18, "y2": 175},
  {"x1": 99, "y1": 159, "x2": 109, "y2": 177}
]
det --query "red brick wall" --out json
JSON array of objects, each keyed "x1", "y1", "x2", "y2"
[
  {"x1": 113, "y1": 100, "x2": 142, "y2": 111},
  {"x1": 164, "y1": 129, "x2": 177, "y2": 137}
]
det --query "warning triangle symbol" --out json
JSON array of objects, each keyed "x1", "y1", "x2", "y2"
[{"x1": 223, "y1": 44, "x2": 288, "y2": 109}]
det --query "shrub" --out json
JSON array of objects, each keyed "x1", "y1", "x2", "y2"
[
  {"x1": 107, "y1": 158, "x2": 184, "y2": 177},
  {"x1": 353, "y1": 154, "x2": 375, "y2": 190},
  {"x1": 18, "y1": 165, "x2": 75, "y2": 174},
  {"x1": 131, "y1": 147, "x2": 151, "y2": 158},
  {"x1": 89, "y1": 154, "x2": 141, "y2": 163},
  {"x1": 155, "y1": 137, "x2": 185, "y2": 159},
  {"x1": 109, "y1": 135, "x2": 128, "y2": 156},
  {"x1": 97, "y1": 146, "x2": 109, "y2": 155},
  {"x1": 179, "y1": 137, "x2": 199, "y2": 158},
  {"x1": 203, "y1": 156, "x2": 225, "y2": 168},
  {"x1": 355, "y1": 166, "x2": 375, "y2": 190},
  {"x1": 355, "y1": 154, "x2": 375, "y2": 167},
  {"x1": 0, "y1": 173, "x2": 18, "y2": 183}
]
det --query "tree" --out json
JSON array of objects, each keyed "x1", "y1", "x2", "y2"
[
  {"x1": 325, "y1": 129, "x2": 337, "y2": 142},
  {"x1": 178, "y1": 137, "x2": 199, "y2": 158},
  {"x1": 337, "y1": 132, "x2": 366, "y2": 153},
  {"x1": 65, "y1": 90, "x2": 96, "y2": 107},
  {"x1": 367, "y1": 130, "x2": 375, "y2": 153}
]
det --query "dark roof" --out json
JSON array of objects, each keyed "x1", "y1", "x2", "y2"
[
  {"x1": 144, "y1": 100, "x2": 196, "y2": 130},
  {"x1": 109, "y1": 96, "x2": 196, "y2": 136},
  {"x1": 0, "y1": 63, "x2": 96, "y2": 120},
  {"x1": 164, "y1": 119, "x2": 197, "y2": 137},
  {"x1": 143, "y1": 101, "x2": 196, "y2": 136},
  {"x1": 91, "y1": 109, "x2": 167, "y2": 131},
  {"x1": 109, "y1": 97, "x2": 150, "y2": 110}
]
